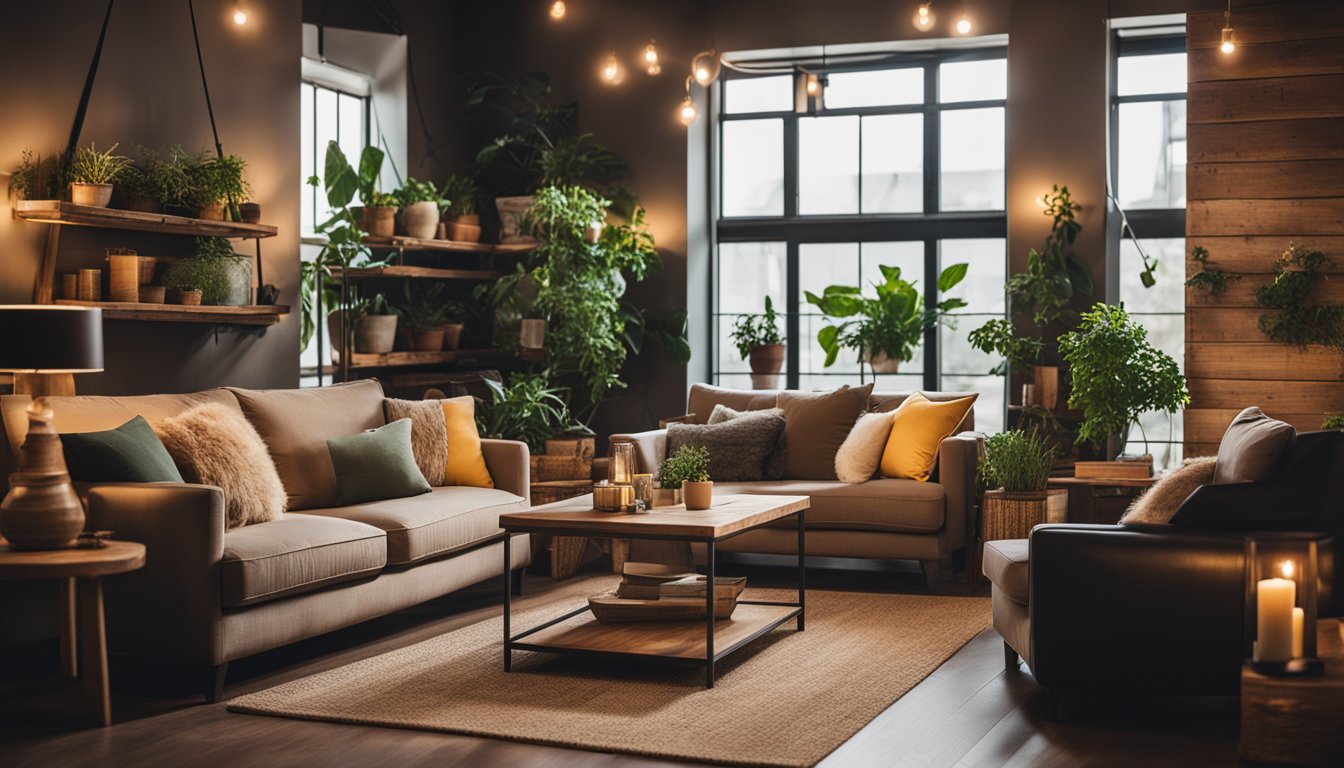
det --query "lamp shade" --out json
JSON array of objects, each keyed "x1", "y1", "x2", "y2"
[{"x1": 0, "y1": 306, "x2": 104, "y2": 373}]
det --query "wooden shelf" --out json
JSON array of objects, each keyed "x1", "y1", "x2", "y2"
[
  {"x1": 363, "y1": 235, "x2": 494, "y2": 253},
  {"x1": 330, "y1": 265, "x2": 500, "y2": 281},
  {"x1": 515, "y1": 603, "x2": 799, "y2": 661},
  {"x1": 54, "y1": 300, "x2": 289, "y2": 326},
  {"x1": 15, "y1": 200, "x2": 277, "y2": 239},
  {"x1": 345, "y1": 348, "x2": 500, "y2": 369}
]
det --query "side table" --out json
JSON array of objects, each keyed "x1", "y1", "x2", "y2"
[
  {"x1": 0, "y1": 538, "x2": 145, "y2": 726},
  {"x1": 1240, "y1": 618, "x2": 1344, "y2": 765},
  {"x1": 1046, "y1": 476, "x2": 1156, "y2": 524}
]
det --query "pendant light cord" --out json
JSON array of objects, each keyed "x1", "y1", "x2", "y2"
[
  {"x1": 63, "y1": 0, "x2": 117, "y2": 167},
  {"x1": 188, "y1": 0, "x2": 225, "y2": 158}
]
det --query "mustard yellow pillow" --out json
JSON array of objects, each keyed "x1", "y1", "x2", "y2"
[
  {"x1": 879, "y1": 392, "x2": 977, "y2": 481},
  {"x1": 441, "y1": 396, "x2": 494, "y2": 488}
]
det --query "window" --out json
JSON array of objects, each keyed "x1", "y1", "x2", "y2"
[
  {"x1": 1110, "y1": 31, "x2": 1186, "y2": 467},
  {"x1": 714, "y1": 50, "x2": 1008, "y2": 433}
]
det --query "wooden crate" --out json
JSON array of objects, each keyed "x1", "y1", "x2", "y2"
[
  {"x1": 545, "y1": 437, "x2": 596, "y2": 460},
  {"x1": 529, "y1": 479, "x2": 592, "y2": 505},
  {"x1": 1074, "y1": 459, "x2": 1153, "y2": 480},
  {"x1": 530, "y1": 454, "x2": 593, "y2": 482}
]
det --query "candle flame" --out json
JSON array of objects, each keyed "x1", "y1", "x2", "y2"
[{"x1": 1281, "y1": 560, "x2": 1294, "y2": 579}]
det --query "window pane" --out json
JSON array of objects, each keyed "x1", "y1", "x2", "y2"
[
  {"x1": 861, "y1": 114, "x2": 923, "y2": 213},
  {"x1": 1117, "y1": 52, "x2": 1187, "y2": 97},
  {"x1": 718, "y1": 242, "x2": 787, "y2": 315},
  {"x1": 799, "y1": 116, "x2": 859, "y2": 215},
  {"x1": 1119, "y1": 238, "x2": 1185, "y2": 314},
  {"x1": 939, "y1": 58, "x2": 1007, "y2": 103},
  {"x1": 301, "y1": 83, "x2": 314, "y2": 237},
  {"x1": 942, "y1": 375, "x2": 1005, "y2": 434},
  {"x1": 314, "y1": 86, "x2": 338, "y2": 210},
  {"x1": 824, "y1": 68, "x2": 923, "y2": 108},
  {"x1": 722, "y1": 119, "x2": 784, "y2": 217},
  {"x1": 725, "y1": 75, "x2": 793, "y2": 113},
  {"x1": 338, "y1": 93, "x2": 365, "y2": 200},
  {"x1": 939, "y1": 239, "x2": 1006, "y2": 380},
  {"x1": 940, "y1": 107, "x2": 1005, "y2": 211},
  {"x1": 799, "y1": 243, "x2": 862, "y2": 375},
  {"x1": 1118, "y1": 100, "x2": 1186, "y2": 209}
]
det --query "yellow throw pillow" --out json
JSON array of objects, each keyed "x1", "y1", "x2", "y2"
[
  {"x1": 879, "y1": 392, "x2": 978, "y2": 482},
  {"x1": 441, "y1": 396, "x2": 494, "y2": 488}
]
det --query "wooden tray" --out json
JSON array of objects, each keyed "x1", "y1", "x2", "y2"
[{"x1": 589, "y1": 590, "x2": 744, "y2": 622}]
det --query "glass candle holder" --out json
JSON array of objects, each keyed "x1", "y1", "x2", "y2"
[
  {"x1": 1245, "y1": 533, "x2": 1326, "y2": 676},
  {"x1": 609, "y1": 442, "x2": 635, "y2": 486},
  {"x1": 633, "y1": 473, "x2": 654, "y2": 505}
]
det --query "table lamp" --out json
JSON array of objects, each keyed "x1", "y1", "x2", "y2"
[{"x1": 0, "y1": 306, "x2": 104, "y2": 550}]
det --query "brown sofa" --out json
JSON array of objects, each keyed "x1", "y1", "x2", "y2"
[
  {"x1": 610, "y1": 384, "x2": 983, "y2": 587},
  {"x1": 0, "y1": 380, "x2": 531, "y2": 700}
]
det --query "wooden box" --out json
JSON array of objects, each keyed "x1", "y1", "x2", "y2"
[
  {"x1": 530, "y1": 454, "x2": 593, "y2": 482},
  {"x1": 1074, "y1": 459, "x2": 1153, "y2": 480}
]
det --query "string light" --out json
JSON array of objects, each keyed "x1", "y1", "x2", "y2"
[
  {"x1": 232, "y1": 1, "x2": 247, "y2": 25},
  {"x1": 549, "y1": 1, "x2": 566, "y2": 20},
  {"x1": 692, "y1": 50, "x2": 721, "y2": 86},
  {"x1": 600, "y1": 51, "x2": 622, "y2": 84},
  {"x1": 644, "y1": 40, "x2": 661, "y2": 75},
  {"x1": 1220, "y1": 0, "x2": 1236, "y2": 54},
  {"x1": 912, "y1": 2, "x2": 935, "y2": 31},
  {"x1": 955, "y1": 0, "x2": 971, "y2": 34},
  {"x1": 679, "y1": 77, "x2": 699, "y2": 125},
  {"x1": 805, "y1": 72, "x2": 820, "y2": 96}
]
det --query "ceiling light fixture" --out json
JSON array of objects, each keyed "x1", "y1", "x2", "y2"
[
  {"x1": 232, "y1": 1, "x2": 247, "y2": 25},
  {"x1": 805, "y1": 72, "x2": 820, "y2": 96},
  {"x1": 955, "y1": 0, "x2": 971, "y2": 35},
  {"x1": 1220, "y1": 0, "x2": 1236, "y2": 54},
  {"x1": 550, "y1": 1, "x2": 566, "y2": 21},
  {"x1": 601, "y1": 51, "x2": 622, "y2": 84},
  {"x1": 644, "y1": 40, "x2": 661, "y2": 75},
  {"x1": 692, "y1": 50, "x2": 721, "y2": 86},
  {"x1": 679, "y1": 77, "x2": 699, "y2": 126},
  {"x1": 912, "y1": 2, "x2": 935, "y2": 32}
]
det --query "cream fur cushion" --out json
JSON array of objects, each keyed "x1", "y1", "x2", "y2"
[
  {"x1": 834, "y1": 411, "x2": 895, "y2": 484},
  {"x1": 384, "y1": 398, "x2": 448, "y2": 487},
  {"x1": 1120, "y1": 456, "x2": 1217, "y2": 525},
  {"x1": 156, "y1": 403, "x2": 286, "y2": 529}
]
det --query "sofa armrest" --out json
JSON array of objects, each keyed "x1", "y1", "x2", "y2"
[
  {"x1": 1029, "y1": 523, "x2": 1247, "y2": 695},
  {"x1": 609, "y1": 429, "x2": 668, "y2": 475},
  {"x1": 936, "y1": 431, "x2": 983, "y2": 556},
  {"x1": 85, "y1": 482, "x2": 227, "y2": 664},
  {"x1": 481, "y1": 439, "x2": 530, "y2": 502}
]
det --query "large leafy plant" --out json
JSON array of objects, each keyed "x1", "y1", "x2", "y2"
[
  {"x1": 1058, "y1": 303, "x2": 1189, "y2": 453},
  {"x1": 981, "y1": 429, "x2": 1057, "y2": 492},
  {"x1": 476, "y1": 373, "x2": 578, "y2": 453},
  {"x1": 805, "y1": 263, "x2": 967, "y2": 373},
  {"x1": 1006, "y1": 185, "x2": 1092, "y2": 326},
  {"x1": 187, "y1": 153, "x2": 251, "y2": 219},
  {"x1": 729, "y1": 296, "x2": 784, "y2": 359},
  {"x1": 967, "y1": 318, "x2": 1042, "y2": 375}
]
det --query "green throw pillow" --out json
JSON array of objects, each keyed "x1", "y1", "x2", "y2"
[
  {"x1": 60, "y1": 416, "x2": 184, "y2": 483},
  {"x1": 327, "y1": 418, "x2": 432, "y2": 506}
]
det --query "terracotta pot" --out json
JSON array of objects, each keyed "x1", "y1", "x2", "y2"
[
  {"x1": 444, "y1": 220, "x2": 482, "y2": 243},
  {"x1": 650, "y1": 487, "x2": 683, "y2": 508},
  {"x1": 403, "y1": 201, "x2": 440, "y2": 240},
  {"x1": 354, "y1": 314, "x2": 398, "y2": 354},
  {"x1": 177, "y1": 289, "x2": 203, "y2": 306},
  {"x1": 122, "y1": 191, "x2": 160, "y2": 213},
  {"x1": 455, "y1": 214, "x2": 481, "y2": 226},
  {"x1": 440, "y1": 322, "x2": 465, "y2": 351},
  {"x1": 137, "y1": 256, "x2": 157, "y2": 285},
  {"x1": 1033, "y1": 365, "x2": 1060, "y2": 411},
  {"x1": 195, "y1": 202, "x2": 225, "y2": 221},
  {"x1": 71, "y1": 182, "x2": 113, "y2": 207},
  {"x1": 683, "y1": 481, "x2": 713, "y2": 511},
  {"x1": 495, "y1": 195, "x2": 536, "y2": 244},
  {"x1": 862, "y1": 349, "x2": 902, "y2": 374},
  {"x1": 361, "y1": 206, "x2": 396, "y2": 238},
  {"x1": 139, "y1": 285, "x2": 166, "y2": 304},
  {"x1": 748, "y1": 343, "x2": 785, "y2": 375},
  {"x1": 239, "y1": 202, "x2": 262, "y2": 223},
  {"x1": 409, "y1": 327, "x2": 446, "y2": 352}
]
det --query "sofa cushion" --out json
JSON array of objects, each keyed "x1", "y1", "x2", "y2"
[
  {"x1": 1213, "y1": 406, "x2": 1294, "y2": 485},
  {"x1": 328, "y1": 419, "x2": 432, "y2": 506},
  {"x1": 708, "y1": 404, "x2": 787, "y2": 479},
  {"x1": 712, "y1": 479, "x2": 945, "y2": 533},
  {"x1": 686, "y1": 384, "x2": 779, "y2": 424},
  {"x1": 60, "y1": 415, "x2": 184, "y2": 484},
  {"x1": 384, "y1": 398, "x2": 448, "y2": 486},
  {"x1": 3, "y1": 389, "x2": 240, "y2": 459},
  {"x1": 221, "y1": 514, "x2": 386, "y2": 608},
  {"x1": 667, "y1": 409, "x2": 786, "y2": 482},
  {"x1": 872, "y1": 391, "x2": 977, "y2": 433},
  {"x1": 158, "y1": 403, "x2": 287, "y2": 529},
  {"x1": 834, "y1": 411, "x2": 895, "y2": 484},
  {"x1": 441, "y1": 396, "x2": 494, "y2": 488},
  {"x1": 302, "y1": 485, "x2": 526, "y2": 566},
  {"x1": 982, "y1": 538, "x2": 1030, "y2": 605},
  {"x1": 777, "y1": 384, "x2": 874, "y2": 480},
  {"x1": 880, "y1": 392, "x2": 977, "y2": 482},
  {"x1": 229, "y1": 380, "x2": 387, "y2": 510}
]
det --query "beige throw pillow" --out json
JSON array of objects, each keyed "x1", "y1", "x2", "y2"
[
  {"x1": 1120, "y1": 456, "x2": 1217, "y2": 525},
  {"x1": 776, "y1": 384, "x2": 874, "y2": 480},
  {"x1": 384, "y1": 398, "x2": 448, "y2": 486},
  {"x1": 156, "y1": 403, "x2": 286, "y2": 529},
  {"x1": 1213, "y1": 407, "x2": 1295, "y2": 485},
  {"x1": 835, "y1": 411, "x2": 895, "y2": 484}
]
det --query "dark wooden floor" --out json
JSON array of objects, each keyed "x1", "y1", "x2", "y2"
[{"x1": 0, "y1": 556, "x2": 1239, "y2": 767}]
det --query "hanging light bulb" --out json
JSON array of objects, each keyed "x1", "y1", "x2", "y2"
[
  {"x1": 232, "y1": 1, "x2": 247, "y2": 25},
  {"x1": 912, "y1": 2, "x2": 935, "y2": 31},
  {"x1": 644, "y1": 40, "x2": 661, "y2": 75},
  {"x1": 549, "y1": 1, "x2": 566, "y2": 20},
  {"x1": 1220, "y1": 1, "x2": 1236, "y2": 54},
  {"x1": 805, "y1": 72, "x2": 820, "y2": 96},
  {"x1": 954, "y1": 0, "x2": 971, "y2": 34},
  {"x1": 600, "y1": 52, "x2": 622, "y2": 84},
  {"x1": 679, "y1": 95, "x2": 699, "y2": 126},
  {"x1": 692, "y1": 50, "x2": 721, "y2": 86}
]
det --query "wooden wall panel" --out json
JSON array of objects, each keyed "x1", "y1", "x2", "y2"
[
  {"x1": 1187, "y1": 161, "x2": 1344, "y2": 200},
  {"x1": 1188, "y1": 199, "x2": 1344, "y2": 236},
  {"x1": 1188, "y1": 2, "x2": 1344, "y2": 47},
  {"x1": 1186, "y1": 235, "x2": 1344, "y2": 273},
  {"x1": 1189, "y1": 36, "x2": 1344, "y2": 82},
  {"x1": 1186, "y1": 274, "x2": 1344, "y2": 308},
  {"x1": 1187, "y1": 343, "x2": 1344, "y2": 381},
  {"x1": 1186, "y1": 408, "x2": 1331, "y2": 447},
  {"x1": 1187, "y1": 118, "x2": 1344, "y2": 162},
  {"x1": 1188, "y1": 75, "x2": 1344, "y2": 123}
]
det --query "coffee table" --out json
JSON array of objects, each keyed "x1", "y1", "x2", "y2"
[{"x1": 499, "y1": 493, "x2": 808, "y2": 688}]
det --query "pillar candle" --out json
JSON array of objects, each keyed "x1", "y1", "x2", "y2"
[
  {"x1": 1292, "y1": 607, "x2": 1304, "y2": 658},
  {"x1": 1255, "y1": 576, "x2": 1296, "y2": 663}
]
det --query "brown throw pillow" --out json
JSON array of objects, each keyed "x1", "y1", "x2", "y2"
[
  {"x1": 776, "y1": 384, "x2": 873, "y2": 480},
  {"x1": 708, "y1": 404, "x2": 787, "y2": 480},
  {"x1": 666, "y1": 409, "x2": 786, "y2": 482},
  {"x1": 156, "y1": 403, "x2": 286, "y2": 529},
  {"x1": 384, "y1": 398, "x2": 448, "y2": 486},
  {"x1": 1120, "y1": 456, "x2": 1217, "y2": 525},
  {"x1": 1213, "y1": 407, "x2": 1295, "y2": 485}
]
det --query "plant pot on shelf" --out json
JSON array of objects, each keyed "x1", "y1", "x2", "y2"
[
  {"x1": 361, "y1": 206, "x2": 396, "y2": 238},
  {"x1": 408, "y1": 327, "x2": 446, "y2": 352},
  {"x1": 650, "y1": 487, "x2": 682, "y2": 508},
  {"x1": 982, "y1": 488, "x2": 1068, "y2": 542},
  {"x1": 862, "y1": 349, "x2": 902, "y2": 374},
  {"x1": 137, "y1": 256, "x2": 157, "y2": 285},
  {"x1": 440, "y1": 322, "x2": 465, "y2": 351},
  {"x1": 519, "y1": 318, "x2": 546, "y2": 350},
  {"x1": 177, "y1": 289, "x2": 203, "y2": 306},
  {"x1": 238, "y1": 202, "x2": 262, "y2": 223},
  {"x1": 403, "y1": 201, "x2": 440, "y2": 240},
  {"x1": 444, "y1": 218, "x2": 482, "y2": 243},
  {"x1": 354, "y1": 314, "x2": 398, "y2": 354},
  {"x1": 195, "y1": 202, "x2": 225, "y2": 221},
  {"x1": 683, "y1": 481, "x2": 713, "y2": 511},
  {"x1": 215, "y1": 256, "x2": 253, "y2": 306},
  {"x1": 138, "y1": 285, "x2": 166, "y2": 304},
  {"x1": 1032, "y1": 365, "x2": 1060, "y2": 411},
  {"x1": 107, "y1": 254, "x2": 141, "y2": 303},
  {"x1": 122, "y1": 191, "x2": 160, "y2": 213},
  {"x1": 495, "y1": 195, "x2": 536, "y2": 244},
  {"x1": 748, "y1": 343, "x2": 785, "y2": 375},
  {"x1": 71, "y1": 182, "x2": 113, "y2": 208}
]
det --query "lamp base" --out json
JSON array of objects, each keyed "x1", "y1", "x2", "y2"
[
  {"x1": 1249, "y1": 657, "x2": 1326, "y2": 677},
  {"x1": 12, "y1": 372, "x2": 76, "y2": 399},
  {"x1": 0, "y1": 404, "x2": 84, "y2": 550}
]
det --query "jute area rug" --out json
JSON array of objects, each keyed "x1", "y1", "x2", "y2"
[{"x1": 228, "y1": 577, "x2": 991, "y2": 767}]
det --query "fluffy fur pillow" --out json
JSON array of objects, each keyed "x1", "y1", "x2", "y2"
[
  {"x1": 708, "y1": 404, "x2": 787, "y2": 480},
  {"x1": 835, "y1": 411, "x2": 895, "y2": 484},
  {"x1": 666, "y1": 408, "x2": 786, "y2": 482},
  {"x1": 384, "y1": 398, "x2": 448, "y2": 486},
  {"x1": 156, "y1": 403, "x2": 286, "y2": 529},
  {"x1": 1120, "y1": 456, "x2": 1217, "y2": 525}
]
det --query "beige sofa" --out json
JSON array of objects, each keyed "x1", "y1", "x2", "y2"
[
  {"x1": 610, "y1": 384, "x2": 982, "y2": 587},
  {"x1": 0, "y1": 380, "x2": 531, "y2": 701}
]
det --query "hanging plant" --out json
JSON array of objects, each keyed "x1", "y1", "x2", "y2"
[
  {"x1": 1255, "y1": 242, "x2": 1344, "y2": 353},
  {"x1": 1005, "y1": 184, "x2": 1093, "y2": 326},
  {"x1": 1185, "y1": 246, "x2": 1239, "y2": 296}
]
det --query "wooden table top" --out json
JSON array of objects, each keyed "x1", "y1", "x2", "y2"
[
  {"x1": 501, "y1": 494, "x2": 809, "y2": 541},
  {"x1": 1048, "y1": 476, "x2": 1158, "y2": 488},
  {"x1": 0, "y1": 539, "x2": 145, "y2": 580}
]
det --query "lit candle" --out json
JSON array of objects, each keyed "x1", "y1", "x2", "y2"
[
  {"x1": 1292, "y1": 607, "x2": 1304, "y2": 658},
  {"x1": 1255, "y1": 561, "x2": 1296, "y2": 663}
]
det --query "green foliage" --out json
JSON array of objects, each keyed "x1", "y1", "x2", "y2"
[
  {"x1": 729, "y1": 296, "x2": 784, "y2": 359},
  {"x1": 1184, "y1": 245, "x2": 1239, "y2": 296},
  {"x1": 394, "y1": 177, "x2": 448, "y2": 210},
  {"x1": 187, "y1": 153, "x2": 251, "y2": 219},
  {"x1": 396, "y1": 282, "x2": 462, "y2": 330},
  {"x1": 366, "y1": 191, "x2": 399, "y2": 208},
  {"x1": 162, "y1": 237, "x2": 241, "y2": 305},
  {"x1": 968, "y1": 318, "x2": 1042, "y2": 375},
  {"x1": 69, "y1": 142, "x2": 131, "y2": 185},
  {"x1": 1058, "y1": 303, "x2": 1189, "y2": 450},
  {"x1": 8, "y1": 150, "x2": 66, "y2": 200},
  {"x1": 981, "y1": 429, "x2": 1058, "y2": 492},
  {"x1": 441, "y1": 174, "x2": 481, "y2": 217},
  {"x1": 656, "y1": 444, "x2": 711, "y2": 488},
  {"x1": 1006, "y1": 185, "x2": 1092, "y2": 326},
  {"x1": 805, "y1": 263, "x2": 967, "y2": 372},
  {"x1": 353, "y1": 145, "x2": 387, "y2": 207},
  {"x1": 1322, "y1": 415, "x2": 1344, "y2": 431},
  {"x1": 476, "y1": 374, "x2": 577, "y2": 453},
  {"x1": 1255, "y1": 242, "x2": 1344, "y2": 354}
]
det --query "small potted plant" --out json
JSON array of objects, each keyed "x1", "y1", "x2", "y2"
[
  {"x1": 117, "y1": 164, "x2": 159, "y2": 212},
  {"x1": 354, "y1": 292, "x2": 398, "y2": 354},
  {"x1": 145, "y1": 145, "x2": 198, "y2": 214},
  {"x1": 440, "y1": 174, "x2": 482, "y2": 242},
  {"x1": 394, "y1": 178, "x2": 448, "y2": 240},
  {"x1": 440, "y1": 299, "x2": 468, "y2": 351},
  {"x1": 362, "y1": 191, "x2": 398, "y2": 237},
  {"x1": 162, "y1": 237, "x2": 252, "y2": 306},
  {"x1": 729, "y1": 295, "x2": 785, "y2": 389},
  {"x1": 69, "y1": 143, "x2": 131, "y2": 208},
  {"x1": 176, "y1": 287, "x2": 203, "y2": 306},
  {"x1": 654, "y1": 445, "x2": 712, "y2": 509},
  {"x1": 7, "y1": 150, "x2": 64, "y2": 202},
  {"x1": 187, "y1": 153, "x2": 250, "y2": 221},
  {"x1": 967, "y1": 317, "x2": 1059, "y2": 408},
  {"x1": 980, "y1": 429, "x2": 1066, "y2": 541},
  {"x1": 398, "y1": 282, "x2": 450, "y2": 351}
]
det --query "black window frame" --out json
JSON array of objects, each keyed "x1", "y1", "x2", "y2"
[{"x1": 301, "y1": 79, "x2": 373, "y2": 240}]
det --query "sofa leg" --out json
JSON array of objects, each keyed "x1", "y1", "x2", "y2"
[
  {"x1": 511, "y1": 568, "x2": 526, "y2": 596},
  {"x1": 1003, "y1": 641, "x2": 1020, "y2": 672},
  {"x1": 204, "y1": 662, "x2": 228, "y2": 704},
  {"x1": 919, "y1": 560, "x2": 939, "y2": 591}
]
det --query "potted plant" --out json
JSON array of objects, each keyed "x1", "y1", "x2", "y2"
[
  {"x1": 1005, "y1": 184, "x2": 1092, "y2": 327},
  {"x1": 354, "y1": 292, "x2": 398, "y2": 354},
  {"x1": 441, "y1": 174, "x2": 482, "y2": 242},
  {"x1": 394, "y1": 178, "x2": 448, "y2": 240},
  {"x1": 117, "y1": 164, "x2": 159, "y2": 212},
  {"x1": 69, "y1": 143, "x2": 131, "y2": 207},
  {"x1": 149, "y1": 145, "x2": 200, "y2": 214},
  {"x1": 440, "y1": 298, "x2": 468, "y2": 351},
  {"x1": 476, "y1": 374, "x2": 576, "y2": 453},
  {"x1": 362, "y1": 191, "x2": 398, "y2": 237},
  {"x1": 805, "y1": 262, "x2": 967, "y2": 379},
  {"x1": 187, "y1": 153, "x2": 250, "y2": 221},
  {"x1": 162, "y1": 237, "x2": 252, "y2": 306},
  {"x1": 177, "y1": 288, "x2": 203, "y2": 306},
  {"x1": 729, "y1": 295, "x2": 785, "y2": 389},
  {"x1": 967, "y1": 318, "x2": 1059, "y2": 408},
  {"x1": 397, "y1": 282, "x2": 451, "y2": 351},
  {"x1": 7, "y1": 150, "x2": 65, "y2": 202},
  {"x1": 655, "y1": 444, "x2": 711, "y2": 509},
  {"x1": 1058, "y1": 303, "x2": 1190, "y2": 459},
  {"x1": 980, "y1": 429, "x2": 1066, "y2": 541}
]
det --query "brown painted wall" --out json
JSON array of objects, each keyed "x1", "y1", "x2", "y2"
[
  {"x1": 0, "y1": 0, "x2": 301, "y2": 395},
  {"x1": 1184, "y1": 0, "x2": 1344, "y2": 453}
]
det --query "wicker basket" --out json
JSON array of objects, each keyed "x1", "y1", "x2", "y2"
[{"x1": 982, "y1": 489, "x2": 1068, "y2": 542}]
